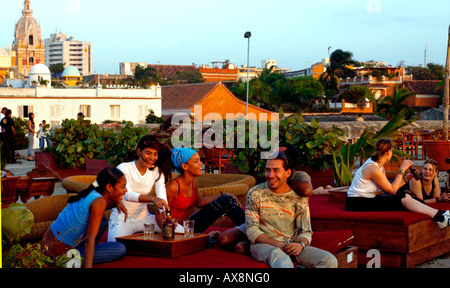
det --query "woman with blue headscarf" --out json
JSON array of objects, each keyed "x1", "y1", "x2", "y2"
[{"x1": 166, "y1": 147, "x2": 245, "y2": 233}]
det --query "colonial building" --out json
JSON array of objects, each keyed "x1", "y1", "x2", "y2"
[
  {"x1": 61, "y1": 66, "x2": 83, "y2": 87},
  {"x1": 0, "y1": 85, "x2": 162, "y2": 128},
  {"x1": 0, "y1": 45, "x2": 16, "y2": 85},
  {"x1": 13, "y1": 0, "x2": 45, "y2": 77},
  {"x1": 401, "y1": 80, "x2": 442, "y2": 108},
  {"x1": 161, "y1": 82, "x2": 276, "y2": 122}
]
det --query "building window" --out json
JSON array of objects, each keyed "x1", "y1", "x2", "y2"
[
  {"x1": 80, "y1": 105, "x2": 91, "y2": 117},
  {"x1": 110, "y1": 105, "x2": 120, "y2": 118},
  {"x1": 18, "y1": 105, "x2": 33, "y2": 118},
  {"x1": 50, "y1": 105, "x2": 61, "y2": 118},
  {"x1": 29, "y1": 35, "x2": 34, "y2": 45},
  {"x1": 29, "y1": 57, "x2": 34, "y2": 64},
  {"x1": 138, "y1": 105, "x2": 148, "y2": 118}
]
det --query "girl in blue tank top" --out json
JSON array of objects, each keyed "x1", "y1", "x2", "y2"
[{"x1": 42, "y1": 167, "x2": 128, "y2": 268}]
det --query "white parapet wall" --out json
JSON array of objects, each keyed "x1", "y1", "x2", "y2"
[{"x1": 0, "y1": 85, "x2": 162, "y2": 149}]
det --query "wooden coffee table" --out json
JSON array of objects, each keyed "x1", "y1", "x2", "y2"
[{"x1": 116, "y1": 233, "x2": 209, "y2": 259}]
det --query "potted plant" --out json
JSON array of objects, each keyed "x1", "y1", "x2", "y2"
[
  {"x1": 423, "y1": 25, "x2": 450, "y2": 171},
  {"x1": 228, "y1": 113, "x2": 343, "y2": 187},
  {"x1": 2, "y1": 204, "x2": 69, "y2": 268}
]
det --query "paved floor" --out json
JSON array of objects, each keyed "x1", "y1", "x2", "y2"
[{"x1": 3, "y1": 148, "x2": 449, "y2": 268}]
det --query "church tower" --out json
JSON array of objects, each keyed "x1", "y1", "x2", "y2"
[{"x1": 13, "y1": 0, "x2": 45, "y2": 77}]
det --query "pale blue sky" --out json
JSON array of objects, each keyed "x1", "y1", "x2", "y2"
[{"x1": 2, "y1": 0, "x2": 449, "y2": 74}]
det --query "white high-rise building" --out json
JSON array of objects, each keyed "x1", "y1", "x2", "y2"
[{"x1": 44, "y1": 33, "x2": 92, "y2": 76}]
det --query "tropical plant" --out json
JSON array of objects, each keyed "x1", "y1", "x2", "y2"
[
  {"x1": 134, "y1": 65, "x2": 161, "y2": 88},
  {"x1": 2, "y1": 203, "x2": 69, "y2": 268},
  {"x1": 145, "y1": 109, "x2": 164, "y2": 124},
  {"x1": 229, "y1": 70, "x2": 324, "y2": 113},
  {"x1": 227, "y1": 117, "x2": 278, "y2": 177},
  {"x1": 49, "y1": 118, "x2": 152, "y2": 168},
  {"x1": 342, "y1": 85, "x2": 371, "y2": 104},
  {"x1": 333, "y1": 108, "x2": 421, "y2": 186},
  {"x1": 280, "y1": 114, "x2": 344, "y2": 172},
  {"x1": 98, "y1": 122, "x2": 150, "y2": 166},
  {"x1": 50, "y1": 118, "x2": 102, "y2": 168},
  {"x1": 319, "y1": 49, "x2": 357, "y2": 94},
  {"x1": 377, "y1": 85, "x2": 416, "y2": 119},
  {"x1": 228, "y1": 113, "x2": 344, "y2": 178}
]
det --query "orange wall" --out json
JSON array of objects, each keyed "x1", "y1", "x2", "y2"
[
  {"x1": 404, "y1": 95, "x2": 440, "y2": 107},
  {"x1": 311, "y1": 63, "x2": 325, "y2": 80},
  {"x1": 191, "y1": 84, "x2": 276, "y2": 122}
]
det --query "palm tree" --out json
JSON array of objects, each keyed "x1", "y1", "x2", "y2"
[
  {"x1": 377, "y1": 85, "x2": 416, "y2": 119},
  {"x1": 319, "y1": 49, "x2": 357, "y2": 93}
]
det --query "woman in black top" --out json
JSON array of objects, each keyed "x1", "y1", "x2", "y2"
[{"x1": 409, "y1": 159, "x2": 450, "y2": 204}]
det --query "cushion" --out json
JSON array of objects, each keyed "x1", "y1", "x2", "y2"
[
  {"x1": 204, "y1": 227, "x2": 354, "y2": 254},
  {"x1": 309, "y1": 195, "x2": 450, "y2": 226},
  {"x1": 311, "y1": 230, "x2": 354, "y2": 254},
  {"x1": 95, "y1": 227, "x2": 353, "y2": 268},
  {"x1": 94, "y1": 249, "x2": 269, "y2": 268}
]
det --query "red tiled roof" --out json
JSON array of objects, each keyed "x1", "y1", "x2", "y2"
[
  {"x1": 148, "y1": 64, "x2": 198, "y2": 79},
  {"x1": 403, "y1": 80, "x2": 442, "y2": 95},
  {"x1": 161, "y1": 82, "x2": 220, "y2": 109}
]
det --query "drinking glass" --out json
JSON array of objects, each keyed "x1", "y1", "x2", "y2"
[
  {"x1": 143, "y1": 223, "x2": 155, "y2": 240},
  {"x1": 183, "y1": 220, "x2": 195, "y2": 238}
]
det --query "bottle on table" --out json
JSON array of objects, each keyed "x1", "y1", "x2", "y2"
[{"x1": 162, "y1": 209, "x2": 175, "y2": 240}]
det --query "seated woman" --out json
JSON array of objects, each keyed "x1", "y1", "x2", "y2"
[
  {"x1": 166, "y1": 147, "x2": 245, "y2": 233},
  {"x1": 42, "y1": 167, "x2": 128, "y2": 268},
  {"x1": 345, "y1": 138, "x2": 449, "y2": 230},
  {"x1": 409, "y1": 159, "x2": 450, "y2": 204},
  {"x1": 108, "y1": 135, "x2": 171, "y2": 242}
]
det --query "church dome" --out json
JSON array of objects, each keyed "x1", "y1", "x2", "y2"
[
  {"x1": 14, "y1": 0, "x2": 43, "y2": 47},
  {"x1": 62, "y1": 66, "x2": 81, "y2": 77},
  {"x1": 29, "y1": 63, "x2": 51, "y2": 75}
]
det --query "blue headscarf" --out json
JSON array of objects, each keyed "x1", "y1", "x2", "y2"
[{"x1": 171, "y1": 147, "x2": 197, "y2": 172}]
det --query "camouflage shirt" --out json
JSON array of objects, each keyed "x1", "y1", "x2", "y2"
[{"x1": 245, "y1": 182, "x2": 312, "y2": 244}]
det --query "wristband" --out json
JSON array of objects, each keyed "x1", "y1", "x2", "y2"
[
  {"x1": 398, "y1": 168, "x2": 406, "y2": 175},
  {"x1": 299, "y1": 241, "x2": 306, "y2": 249}
]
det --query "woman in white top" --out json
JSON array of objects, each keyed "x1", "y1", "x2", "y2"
[
  {"x1": 346, "y1": 138, "x2": 449, "y2": 230},
  {"x1": 107, "y1": 135, "x2": 172, "y2": 242}
]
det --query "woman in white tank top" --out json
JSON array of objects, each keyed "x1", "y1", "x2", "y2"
[{"x1": 345, "y1": 138, "x2": 450, "y2": 230}]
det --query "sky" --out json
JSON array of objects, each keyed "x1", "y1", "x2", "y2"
[{"x1": 1, "y1": 0, "x2": 449, "y2": 74}]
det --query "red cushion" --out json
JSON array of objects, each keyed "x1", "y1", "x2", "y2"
[
  {"x1": 95, "y1": 226, "x2": 353, "y2": 268},
  {"x1": 309, "y1": 195, "x2": 450, "y2": 226},
  {"x1": 94, "y1": 249, "x2": 269, "y2": 268},
  {"x1": 204, "y1": 226, "x2": 354, "y2": 254},
  {"x1": 311, "y1": 230, "x2": 354, "y2": 253}
]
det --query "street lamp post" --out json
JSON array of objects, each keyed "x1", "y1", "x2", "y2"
[{"x1": 244, "y1": 31, "x2": 251, "y2": 118}]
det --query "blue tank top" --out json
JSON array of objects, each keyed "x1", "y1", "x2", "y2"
[{"x1": 51, "y1": 191, "x2": 103, "y2": 247}]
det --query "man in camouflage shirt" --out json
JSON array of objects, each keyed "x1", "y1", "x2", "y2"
[{"x1": 245, "y1": 152, "x2": 337, "y2": 268}]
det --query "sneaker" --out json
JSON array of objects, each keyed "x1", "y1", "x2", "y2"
[{"x1": 437, "y1": 211, "x2": 450, "y2": 229}]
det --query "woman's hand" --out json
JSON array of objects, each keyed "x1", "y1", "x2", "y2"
[
  {"x1": 439, "y1": 192, "x2": 450, "y2": 202},
  {"x1": 225, "y1": 193, "x2": 243, "y2": 209},
  {"x1": 116, "y1": 202, "x2": 128, "y2": 222},
  {"x1": 153, "y1": 197, "x2": 169, "y2": 210},
  {"x1": 399, "y1": 158, "x2": 413, "y2": 172}
]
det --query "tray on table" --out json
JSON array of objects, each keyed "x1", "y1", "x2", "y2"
[{"x1": 116, "y1": 233, "x2": 209, "y2": 259}]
